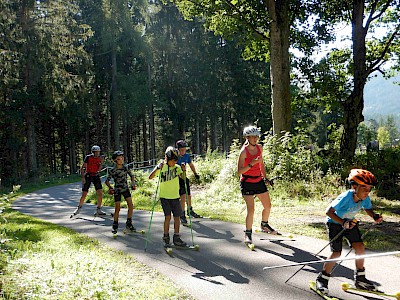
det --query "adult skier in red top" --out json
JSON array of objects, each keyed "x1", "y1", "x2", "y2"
[
  {"x1": 237, "y1": 126, "x2": 279, "y2": 246},
  {"x1": 71, "y1": 145, "x2": 106, "y2": 217}
]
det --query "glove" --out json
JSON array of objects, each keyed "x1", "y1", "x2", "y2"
[
  {"x1": 194, "y1": 174, "x2": 200, "y2": 180},
  {"x1": 373, "y1": 213, "x2": 383, "y2": 224},
  {"x1": 131, "y1": 183, "x2": 136, "y2": 190},
  {"x1": 342, "y1": 218, "x2": 357, "y2": 230},
  {"x1": 108, "y1": 188, "x2": 115, "y2": 195}
]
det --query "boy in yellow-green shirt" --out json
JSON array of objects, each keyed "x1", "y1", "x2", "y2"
[{"x1": 149, "y1": 146, "x2": 187, "y2": 247}]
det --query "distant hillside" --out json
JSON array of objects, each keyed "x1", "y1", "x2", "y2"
[{"x1": 364, "y1": 73, "x2": 400, "y2": 116}]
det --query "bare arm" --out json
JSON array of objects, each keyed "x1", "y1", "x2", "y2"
[{"x1": 326, "y1": 206, "x2": 343, "y2": 225}]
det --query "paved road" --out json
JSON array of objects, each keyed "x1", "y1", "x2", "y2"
[{"x1": 13, "y1": 182, "x2": 400, "y2": 300}]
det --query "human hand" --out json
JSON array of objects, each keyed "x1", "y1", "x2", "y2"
[
  {"x1": 181, "y1": 163, "x2": 186, "y2": 171},
  {"x1": 373, "y1": 213, "x2": 383, "y2": 224},
  {"x1": 342, "y1": 219, "x2": 357, "y2": 230},
  {"x1": 157, "y1": 162, "x2": 163, "y2": 169},
  {"x1": 252, "y1": 156, "x2": 262, "y2": 165},
  {"x1": 131, "y1": 183, "x2": 136, "y2": 190},
  {"x1": 194, "y1": 173, "x2": 200, "y2": 180},
  {"x1": 108, "y1": 188, "x2": 115, "y2": 195}
]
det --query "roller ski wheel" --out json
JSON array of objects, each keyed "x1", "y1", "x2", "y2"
[
  {"x1": 341, "y1": 282, "x2": 400, "y2": 299},
  {"x1": 163, "y1": 243, "x2": 173, "y2": 256},
  {"x1": 112, "y1": 229, "x2": 118, "y2": 239},
  {"x1": 309, "y1": 281, "x2": 339, "y2": 300},
  {"x1": 245, "y1": 242, "x2": 255, "y2": 251}
]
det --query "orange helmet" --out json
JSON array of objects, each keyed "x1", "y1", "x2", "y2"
[{"x1": 348, "y1": 169, "x2": 377, "y2": 186}]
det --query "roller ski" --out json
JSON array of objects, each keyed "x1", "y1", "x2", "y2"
[
  {"x1": 341, "y1": 268, "x2": 400, "y2": 299},
  {"x1": 309, "y1": 281, "x2": 339, "y2": 300},
  {"x1": 112, "y1": 221, "x2": 118, "y2": 238},
  {"x1": 170, "y1": 234, "x2": 199, "y2": 251},
  {"x1": 244, "y1": 230, "x2": 255, "y2": 251},
  {"x1": 70, "y1": 205, "x2": 82, "y2": 218},
  {"x1": 341, "y1": 282, "x2": 400, "y2": 299},
  {"x1": 256, "y1": 221, "x2": 283, "y2": 235},
  {"x1": 123, "y1": 218, "x2": 145, "y2": 235}
]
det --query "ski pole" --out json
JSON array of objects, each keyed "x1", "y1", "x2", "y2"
[
  {"x1": 183, "y1": 166, "x2": 195, "y2": 246},
  {"x1": 285, "y1": 226, "x2": 346, "y2": 283},
  {"x1": 263, "y1": 250, "x2": 400, "y2": 270},
  {"x1": 144, "y1": 170, "x2": 161, "y2": 252}
]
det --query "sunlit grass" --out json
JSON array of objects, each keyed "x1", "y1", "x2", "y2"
[{"x1": 0, "y1": 179, "x2": 194, "y2": 300}]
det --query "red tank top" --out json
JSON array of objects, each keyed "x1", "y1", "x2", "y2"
[
  {"x1": 240, "y1": 144, "x2": 262, "y2": 183},
  {"x1": 84, "y1": 154, "x2": 102, "y2": 175}
]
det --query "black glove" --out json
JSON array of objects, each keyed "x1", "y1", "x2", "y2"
[
  {"x1": 194, "y1": 174, "x2": 200, "y2": 180},
  {"x1": 342, "y1": 218, "x2": 357, "y2": 230}
]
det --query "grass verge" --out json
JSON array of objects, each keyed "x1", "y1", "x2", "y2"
[{"x1": 0, "y1": 178, "x2": 194, "y2": 300}]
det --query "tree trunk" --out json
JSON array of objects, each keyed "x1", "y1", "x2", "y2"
[
  {"x1": 267, "y1": 0, "x2": 291, "y2": 136},
  {"x1": 111, "y1": 47, "x2": 120, "y2": 150},
  {"x1": 340, "y1": 0, "x2": 367, "y2": 160},
  {"x1": 148, "y1": 63, "x2": 156, "y2": 160}
]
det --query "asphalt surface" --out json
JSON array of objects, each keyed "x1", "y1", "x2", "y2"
[{"x1": 13, "y1": 182, "x2": 400, "y2": 300}]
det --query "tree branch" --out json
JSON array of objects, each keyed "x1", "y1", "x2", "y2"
[
  {"x1": 367, "y1": 25, "x2": 400, "y2": 75},
  {"x1": 365, "y1": 0, "x2": 392, "y2": 29}
]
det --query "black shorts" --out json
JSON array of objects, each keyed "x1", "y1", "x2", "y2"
[
  {"x1": 160, "y1": 198, "x2": 182, "y2": 217},
  {"x1": 327, "y1": 222, "x2": 363, "y2": 252},
  {"x1": 240, "y1": 179, "x2": 268, "y2": 196},
  {"x1": 82, "y1": 174, "x2": 102, "y2": 191},
  {"x1": 113, "y1": 190, "x2": 131, "y2": 203},
  {"x1": 179, "y1": 177, "x2": 191, "y2": 196}
]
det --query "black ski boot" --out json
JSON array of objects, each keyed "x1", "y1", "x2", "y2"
[
  {"x1": 244, "y1": 229, "x2": 253, "y2": 244},
  {"x1": 316, "y1": 271, "x2": 330, "y2": 295},
  {"x1": 112, "y1": 221, "x2": 118, "y2": 235},
  {"x1": 125, "y1": 218, "x2": 136, "y2": 232},
  {"x1": 189, "y1": 207, "x2": 202, "y2": 218},
  {"x1": 354, "y1": 268, "x2": 378, "y2": 291},
  {"x1": 173, "y1": 234, "x2": 187, "y2": 247},
  {"x1": 180, "y1": 213, "x2": 188, "y2": 225},
  {"x1": 163, "y1": 234, "x2": 170, "y2": 246},
  {"x1": 260, "y1": 221, "x2": 280, "y2": 235}
]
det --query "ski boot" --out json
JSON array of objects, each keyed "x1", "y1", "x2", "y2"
[
  {"x1": 189, "y1": 206, "x2": 202, "y2": 218},
  {"x1": 260, "y1": 221, "x2": 280, "y2": 235},
  {"x1": 354, "y1": 268, "x2": 378, "y2": 291},
  {"x1": 316, "y1": 271, "x2": 330, "y2": 295},
  {"x1": 163, "y1": 234, "x2": 170, "y2": 245},
  {"x1": 180, "y1": 214, "x2": 188, "y2": 226},
  {"x1": 244, "y1": 229, "x2": 255, "y2": 250},
  {"x1": 112, "y1": 221, "x2": 118, "y2": 237},
  {"x1": 125, "y1": 218, "x2": 136, "y2": 232},
  {"x1": 173, "y1": 234, "x2": 187, "y2": 247},
  {"x1": 70, "y1": 205, "x2": 82, "y2": 217},
  {"x1": 94, "y1": 206, "x2": 106, "y2": 216}
]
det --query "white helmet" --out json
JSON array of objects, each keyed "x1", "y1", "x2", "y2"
[
  {"x1": 91, "y1": 145, "x2": 101, "y2": 152},
  {"x1": 243, "y1": 126, "x2": 261, "y2": 137}
]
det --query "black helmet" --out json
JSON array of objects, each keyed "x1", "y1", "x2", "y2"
[
  {"x1": 165, "y1": 146, "x2": 178, "y2": 161},
  {"x1": 176, "y1": 140, "x2": 188, "y2": 149},
  {"x1": 112, "y1": 150, "x2": 124, "y2": 161}
]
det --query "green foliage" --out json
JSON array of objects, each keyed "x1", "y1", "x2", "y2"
[{"x1": 352, "y1": 147, "x2": 400, "y2": 199}]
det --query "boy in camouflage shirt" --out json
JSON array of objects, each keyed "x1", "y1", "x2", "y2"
[{"x1": 105, "y1": 151, "x2": 136, "y2": 234}]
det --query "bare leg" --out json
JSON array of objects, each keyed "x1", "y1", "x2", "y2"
[{"x1": 243, "y1": 195, "x2": 255, "y2": 230}]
